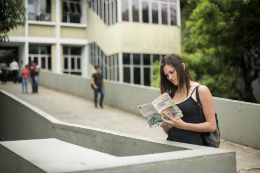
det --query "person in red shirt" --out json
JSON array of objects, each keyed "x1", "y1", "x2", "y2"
[
  {"x1": 29, "y1": 61, "x2": 40, "y2": 93},
  {"x1": 21, "y1": 65, "x2": 30, "y2": 93}
]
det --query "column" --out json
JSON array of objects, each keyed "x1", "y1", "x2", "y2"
[{"x1": 55, "y1": 0, "x2": 61, "y2": 73}]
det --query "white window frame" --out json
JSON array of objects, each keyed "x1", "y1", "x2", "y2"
[
  {"x1": 63, "y1": 47, "x2": 82, "y2": 75},
  {"x1": 28, "y1": 46, "x2": 51, "y2": 71}
]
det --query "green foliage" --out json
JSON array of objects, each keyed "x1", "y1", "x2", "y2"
[
  {"x1": 181, "y1": 51, "x2": 237, "y2": 97},
  {"x1": 152, "y1": 60, "x2": 161, "y2": 88},
  {"x1": 0, "y1": 0, "x2": 26, "y2": 42},
  {"x1": 181, "y1": 0, "x2": 260, "y2": 102}
]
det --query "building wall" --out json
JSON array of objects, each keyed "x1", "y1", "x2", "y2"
[
  {"x1": 7, "y1": 26, "x2": 25, "y2": 37},
  {"x1": 51, "y1": 0, "x2": 56, "y2": 22},
  {"x1": 60, "y1": 26, "x2": 87, "y2": 39},
  {"x1": 51, "y1": 44, "x2": 56, "y2": 72},
  {"x1": 28, "y1": 24, "x2": 56, "y2": 37},
  {"x1": 119, "y1": 22, "x2": 181, "y2": 54},
  {"x1": 87, "y1": 9, "x2": 181, "y2": 56}
]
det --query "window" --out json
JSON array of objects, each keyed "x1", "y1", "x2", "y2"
[
  {"x1": 28, "y1": 0, "x2": 51, "y2": 21},
  {"x1": 62, "y1": 0, "x2": 82, "y2": 23},
  {"x1": 170, "y1": 4, "x2": 176, "y2": 25},
  {"x1": 161, "y1": 3, "x2": 168, "y2": 25},
  {"x1": 89, "y1": 0, "x2": 118, "y2": 26},
  {"x1": 122, "y1": 0, "x2": 129, "y2": 21},
  {"x1": 142, "y1": 1, "x2": 149, "y2": 23},
  {"x1": 63, "y1": 46, "x2": 81, "y2": 75},
  {"x1": 122, "y1": 53, "x2": 164, "y2": 86},
  {"x1": 132, "y1": 0, "x2": 139, "y2": 22},
  {"x1": 152, "y1": 2, "x2": 158, "y2": 24},
  {"x1": 88, "y1": 43, "x2": 119, "y2": 81},
  {"x1": 28, "y1": 45, "x2": 51, "y2": 70}
]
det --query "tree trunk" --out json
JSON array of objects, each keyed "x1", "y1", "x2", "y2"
[{"x1": 243, "y1": 81, "x2": 258, "y2": 103}]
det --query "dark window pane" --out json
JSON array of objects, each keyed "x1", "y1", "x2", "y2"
[
  {"x1": 143, "y1": 54, "x2": 150, "y2": 65},
  {"x1": 41, "y1": 57, "x2": 46, "y2": 69},
  {"x1": 70, "y1": 3, "x2": 75, "y2": 13},
  {"x1": 34, "y1": 57, "x2": 38, "y2": 64},
  {"x1": 133, "y1": 54, "x2": 140, "y2": 65},
  {"x1": 123, "y1": 67, "x2": 130, "y2": 83},
  {"x1": 40, "y1": 46, "x2": 48, "y2": 54},
  {"x1": 48, "y1": 57, "x2": 51, "y2": 70},
  {"x1": 99, "y1": 0, "x2": 102, "y2": 18},
  {"x1": 134, "y1": 68, "x2": 140, "y2": 84},
  {"x1": 152, "y1": 2, "x2": 158, "y2": 24},
  {"x1": 153, "y1": 55, "x2": 160, "y2": 63},
  {"x1": 170, "y1": 4, "x2": 176, "y2": 25},
  {"x1": 63, "y1": 2, "x2": 69, "y2": 13},
  {"x1": 142, "y1": 1, "x2": 149, "y2": 23},
  {"x1": 46, "y1": 0, "x2": 51, "y2": 13},
  {"x1": 63, "y1": 16, "x2": 67, "y2": 22},
  {"x1": 103, "y1": 3, "x2": 104, "y2": 23},
  {"x1": 63, "y1": 47, "x2": 68, "y2": 55},
  {"x1": 115, "y1": 0, "x2": 118, "y2": 22},
  {"x1": 77, "y1": 58, "x2": 81, "y2": 69},
  {"x1": 71, "y1": 58, "x2": 75, "y2": 69},
  {"x1": 70, "y1": 16, "x2": 80, "y2": 23},
  {"x1": 144, "y1": 68, "x2": 151, "y2": 86},
  {"x1": 71, "y1": 72, "x2": 81, "y2": 75},
  {"x1": 122, "y1": 0, "x2": 129, "y2": 21},
  {"x1": 123, "y1": 53, "x2": 130, "y2": 64},
  {"x1": 161, "y1": 4, "x2": 168, "y2": 25},
  {"x1": 64, "y1": 58, "x2": 68, "y2": 69},
  {"x1": 71, "y1": 47, "x2": 81, "y2": 55},
  {"x1": 132, "y1": 0, "x2": 139, "y2": 22},
  {"x1": 76, "y1": 4, "x2": 81, "y2": 13},
  {"x1": 29, "y1": 46, "x2": 38, "y2": 54}
]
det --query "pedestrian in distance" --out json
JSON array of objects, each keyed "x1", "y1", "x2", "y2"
[
  {"x1": 10, "y1": 58, "x2": 19, "y2": 83},
  {"x1": 159, "y1": 53, "x2": 216, "y2": 146},
  {"x1": 91, "y1": 66, "x2": 105, "y2": 108},
  {"x1": 0, "y1": 62, "x2": 8, "y2": 84},
  {"x1": 29, "y1": 61, "x2": 40, "y2": 93},
  {"x1": 21, "y1": 65, "x2": 30, "y2": 94}
]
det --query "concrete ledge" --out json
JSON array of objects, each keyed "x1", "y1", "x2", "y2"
[
  {"x1": 0, "y1": 139, "x2": 236, "y2": 173},
  {"x1": 0, "y1": 89, "x2": 236, "y2": 172},
  {"x1": 38, "y1": 71, "x2": 260, "y2": 149}
]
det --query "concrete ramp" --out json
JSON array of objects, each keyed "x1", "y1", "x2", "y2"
[{"x1": 0, "y1": 138, "x2": 236, "y2": 173}]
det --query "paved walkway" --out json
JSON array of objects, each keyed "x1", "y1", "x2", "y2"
[{"x1": 0, "y1": 83, "x2": 260, "y2": 173}]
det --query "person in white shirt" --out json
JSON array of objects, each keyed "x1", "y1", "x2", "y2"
[{"x1": 10, "y1": 58, "x2": 19, "y2": 83}]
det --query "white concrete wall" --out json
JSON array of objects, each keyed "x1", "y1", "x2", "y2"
[
  {"x1": 0, "y1": 89, "x2": 236, "y2": 173},
  {"x1": 38, "y1": 71, "x2": 260, "y2": 149}
]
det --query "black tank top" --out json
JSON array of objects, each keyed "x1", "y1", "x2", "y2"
[{"x1": 167, "y1": 87, "x2": 203, "y2": 146}]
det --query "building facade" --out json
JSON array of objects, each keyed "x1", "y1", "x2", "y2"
[{"x1": 0, "y1": 0, "x2": 181, "y2": 86}]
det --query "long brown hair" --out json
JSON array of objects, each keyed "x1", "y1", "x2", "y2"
[{"x1": 160, "y1": 54, "x2": 194, "y2": 98}]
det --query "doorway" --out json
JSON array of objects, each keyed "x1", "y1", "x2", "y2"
[{"x1": 0, "y1": 46, "x2": 19, "y2": 81}]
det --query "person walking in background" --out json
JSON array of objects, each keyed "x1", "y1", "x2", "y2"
[
  {"x1": 10, "y1": 58, "x2": 19, "y2": 83},
  {"x1": 91, "y1": 66, "x2": 105, "y2": 108},
  {"x1": 0, "y1": 62, "x2": 8, "y2": 84},
  {"x1": 29, "y1": 61, "x2": 40, "y2": 93},
  {"x1": 21, "y1": 65, "x2": 30, "y2": 94}
]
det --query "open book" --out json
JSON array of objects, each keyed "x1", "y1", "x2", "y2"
[{"x1": 137, "y1": 93, "x2": 183, "y2": 128}]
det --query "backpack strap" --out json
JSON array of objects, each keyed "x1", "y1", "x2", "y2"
[{"x1": 195, "y1": 85, "x2": 206, "y2": 122}]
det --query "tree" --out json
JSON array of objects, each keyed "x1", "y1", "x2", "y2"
[
  {"x1": 0, "y1": 0, "x2": 26, "y2": 42},
  {"x1": 182, "y1": 0, "x2": 260, "y2": 102}
]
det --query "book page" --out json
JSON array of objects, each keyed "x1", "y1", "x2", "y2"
[
  {"x1": 152, "y1": 93, "x2": 183, "y2": 119},
  {"x1": 137, "y1": 104, "x2": 163, "y2": 128}
]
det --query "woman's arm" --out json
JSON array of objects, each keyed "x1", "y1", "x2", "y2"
[{"x1": 161, "y1": 86, "x2": 216, "y2": 132}]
